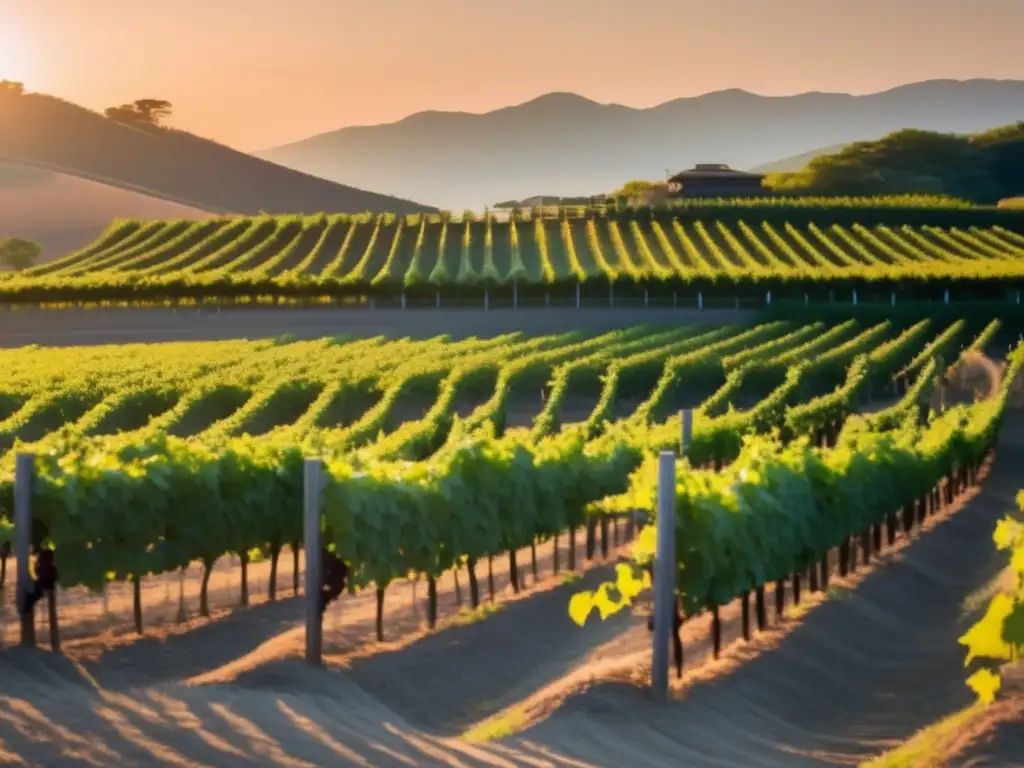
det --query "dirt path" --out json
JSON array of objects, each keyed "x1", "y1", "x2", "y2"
[
  {"x1": 1, "y1": 519, "x2": 628, "y2": 652},
  {"x1": 948, "y1": 669, "x2": 1023, "y2": 767},
  {"x1": 0, "y1": 307, "x2": 755, "y2": 347},
  {"x1": 493, "y1": 425, "x2": 1024, "y2": 767},
  {"x1": 0, "y1": 421, "x2": 1019, "y2": 766}
]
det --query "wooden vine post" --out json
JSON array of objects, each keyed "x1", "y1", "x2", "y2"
[
  {"x1": 650, "y1": 450, "x2": 676, "y2": 700},
  {"x1": 15, "y1": 453, "x2": 35, "y2": 648},
  {"x1": 651, "y1": 409, "x2": 691, "y2": 700},
  {"x1": 303, "y1": 458, "x2": 323, "y2": 666}
]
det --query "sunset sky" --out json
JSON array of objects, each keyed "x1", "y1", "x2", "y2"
[{"x1": 3, "y1": 0, "x2": 1023, "y2": 151}]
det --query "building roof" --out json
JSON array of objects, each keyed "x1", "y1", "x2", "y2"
[{"x1": 669, "y1": 164, "x2": 765, "y2": 181}]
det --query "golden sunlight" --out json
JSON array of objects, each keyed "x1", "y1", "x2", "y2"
[{"x1": 0, "y1": 25, "x2": 26, "y2": 81}]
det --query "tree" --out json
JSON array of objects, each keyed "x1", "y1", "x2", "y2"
[
  {"x1": 611, "y1": 179, "x2": 669, "y2": 205},
  {"x1": 763, "y1": 123, "x2": 1022, "y2": 202},
  {"x1": 0, "y1": 80, "x2": 24, "y2": 97},
  {"x1": 0, "y1": 238, "x2": 42, "y2": 271},
  {"x1": 104, "y1": 99, "x2": 173, "y2": 127}
]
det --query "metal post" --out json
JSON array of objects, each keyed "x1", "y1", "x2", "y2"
[
  {"x1": 576, "y1": 281, "x2": 581, "y2": 308},
  {"x1": 651, "y1": 451, "x2": 677, "y2": 699},
  {"x1": 697, "y1": 292, "x2": 703, "y2": 310},
  {"x1": 644, "y1": 288, "x2": 649, "y2": 308},
  {"x1": 609, "y1": 281, "x2": 614, "y2": 308},
  {"x1": 15, "y1": 453, "x2": 35, "y2": 648},
  {"x1": 891, "y1": 291, "x2": 896, "y2": 306},
  {"x1": 944, "y1": 289, "x2": 950, "y2": 306},
  {"x1": 513, "y1": 281, "x2": 519, "y2": 310},
  {"x1": 766, "y1": 290, "x2": 771, "y2": 307},
  {"x1": 852, "y1": 289, "x2": 858, "y2": 306},
  {"x1": 484, "y1": 288, "x2": 489, "y2": 311},
  {"x1": 303, "y1": 458, "x2": 323, "y2": 665},
  {"x1": 401, "y1": 292, "x2": 407, "y2": 310},
  {"x1": 679, "y1": 408, "x2": 693, "y2": 458},
  {"x1": 435, "y1": 290, "x2": 441, "y2": 309}
]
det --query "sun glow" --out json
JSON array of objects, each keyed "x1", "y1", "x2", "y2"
[{"x1": 0, "y1": 25, "x2": 27, "y2": 82}]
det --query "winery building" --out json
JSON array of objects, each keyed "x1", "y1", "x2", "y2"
[{"x1": 666, "y1": 164, "x2": 768, "y2": 198}]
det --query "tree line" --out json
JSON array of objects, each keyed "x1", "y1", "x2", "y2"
[
  {"x1": 0, "y1": 239, "x2": 41, "y2": 271},
  {"x1": 2, "y1": 80, "x2": 173, "y2": 128},
  {"x1": 765, "y1": 122, "x2": 1024, "y2": 204}
]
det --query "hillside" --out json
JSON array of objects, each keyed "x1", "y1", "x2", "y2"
[
  {"x1": 0, "y1": 162, "x2": 215, "y2": 262},
  {"x1": 750, "y1": 143, "x2": 848, "y2": 174},
  {"x1": 0, "y1": 91, "x2": 436, "y2": 217},
  {"x1": 257, "y1": 79, "x2": 1024, "y2": 211},
  {"x1": 767, "y1": 122, "x2": 1024, "y2": 201}
]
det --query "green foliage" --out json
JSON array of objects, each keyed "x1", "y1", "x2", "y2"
[
  {"x1": 4, "y1": 210, "x2": 1024, "y2": 305},
  {"x1": 570, "y1": 342, "x2": 1022, "y2": 625},
  {"x1": 959, "y1": 496, "x2": 1024, "y2": 704},
  {"x1": 104, "y1": 99, "x2": 173, "y2": 127},
  {"x1": 766, "y1": 122, "x2": 1024, "y2": 204},
  {"x1": 0, "y1": 237, "x2": 42, "y2": 271},
  {"x1": 0, "y1": 320, "x2": 1014, "y2": 623}
]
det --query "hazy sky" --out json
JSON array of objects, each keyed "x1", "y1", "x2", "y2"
[{"x1": 3, "y1": 0, "x2": 1023, "y2": 150}]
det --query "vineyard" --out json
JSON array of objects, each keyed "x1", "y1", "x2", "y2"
[
  {"x1": 0, "y1": 310, "x2": 1021, "y2": 765},
  {"x1": 4, "y1": 203, "x2": 1024, "y2": 306},
  {"x1": 0, "y1": 315, "x2": 1014, "y2": 631}
]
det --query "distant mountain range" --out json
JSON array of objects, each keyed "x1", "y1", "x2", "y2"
[
  {"x1": 6, "y1": 79, "x2": 1024, "y2": 261},
  {"x1": 258, "y1": 79, "x2": 1024, "y2": 211}
]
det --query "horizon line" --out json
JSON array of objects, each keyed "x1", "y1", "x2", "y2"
[{"x1": 256, "y1": 76, "x2": 1020, "y2": 151}]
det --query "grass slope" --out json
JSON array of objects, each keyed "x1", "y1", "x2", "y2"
[{"x1": 0, "y1": 92, "x2": 436, "y2": 217}]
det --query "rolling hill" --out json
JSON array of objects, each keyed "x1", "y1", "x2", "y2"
[
  {"x1": 0, "y1": 162, "x2": 217, "y2": 263},
  {"x1": 258, "y1": 79, "x2": 1024, "y2": 211},
  {"x1": 749, "y1": 143, "x2": 848, "y2": 174}
]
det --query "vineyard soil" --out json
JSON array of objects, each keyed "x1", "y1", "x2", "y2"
[
  {"x1": 0, "y1": 523, "x2": 610, "y2": 656},
  {"x1": 0, "y1": 416, "x2": 1019, "y2": 766},
  {"x1": 0, "y1": 307, "x2": 755, "y2": 347}
]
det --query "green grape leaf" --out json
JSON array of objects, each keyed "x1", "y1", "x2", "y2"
[
  {"x1": 593, "y1": 583, "x2": 628, "y2": 620},
  {"x1": 959, "y1": 593, "x2": 1015, "y2": 665},
  {"x1": 568, "y1": 591, "x2": 594, "y2": 627},
  {"x1": 615, "y1": 563, "x2": 649, "y2": 601},
  {"x1": 966, "y1": 668, "x2": 1002, "y2": 706},
  {"x1": 993, "y1": 517, "x2": 1023, "y2": 551}
]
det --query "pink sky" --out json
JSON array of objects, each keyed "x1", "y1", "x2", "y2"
[{"x1": 3, "y1": 0, "x2": 1023, "y2": 151}]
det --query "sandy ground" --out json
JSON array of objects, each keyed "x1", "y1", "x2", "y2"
[
  {"x1": 1, "y1": 412, "x2": 1021, "y2": 766},
  {"x1": 948, "y1": 670, "x2": 1023, "y2": 767},
  {"x1": 1, "y1": 521, "x2": 627, "y2": 657}
]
